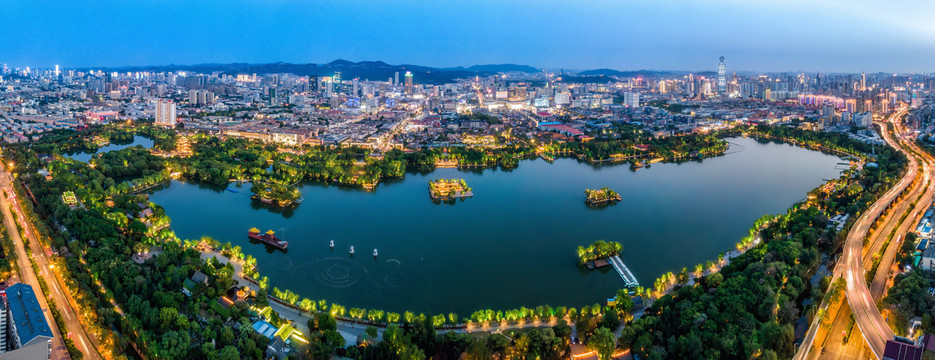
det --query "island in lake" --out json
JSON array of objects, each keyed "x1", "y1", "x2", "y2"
[
  {"x1": 429, "y1": 178, "x2": 473, "y2": 201},
  {"x1": 584, "y1": 187, "x2": 622, "y2": 206},
  {"x1": 251, "y1": 182, "x2": 303, "y2": 207},
  {"x1": 577, "y1": 240, "x2": 623, "y2": 268}
]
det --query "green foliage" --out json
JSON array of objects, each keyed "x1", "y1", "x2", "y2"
[
  {"x1": 577, "y1": 240, "x2": 622, "y2": 264},
  {"x1": 885, "y1": 270, "x2": 933, "y2": 334},
  {"x1": 588, "y1": 327, "x2": 617, "y2": 360},
  {"x1": 619, "y1": 127, "x2": 906, "y2": 360},
  {"x1": 584, "y1": 187, "x2": 621, "y2": 205}
]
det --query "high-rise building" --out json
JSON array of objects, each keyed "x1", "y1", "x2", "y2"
[
  {"x1": 404, "y1": 71, "x2": 413, "y2": 95},
  {"x1": 716, "y1": 56, "x2": 727, "y2": 94},
  {"x1": 860, "y1": 73, "x2": 866, "y2": 91},
  {"x1": 845, "y1": 99, "x2": 857, "y2": 113},
  {"x1": 155, "y1": 99, "x2": 177, "y2": 127},
  {"x1": 324, "y1": 77, "x2": 334, "y2": 98},
  {"x1": 332, "y1": 71, "x2": 342, "y2": 95},
  {"x1": 189, "y1": 90, "x2": 215, "y2": 106},
  {"x1": 623, "y1": 92, "x2": 640, "y2": 108},
  {"x1": 555, "y1": 91, "x2": 571, "y2": 106},
  {"x1": 269, "y1": 88, "x2": 278, "y2": 105},
  {"x1": 394, "y1": 72, "x2": 400, "y2": 86}
]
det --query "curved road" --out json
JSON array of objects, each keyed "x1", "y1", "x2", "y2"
[{"x1": 846, "y1": 108, "x2": 929, "y2": 359}]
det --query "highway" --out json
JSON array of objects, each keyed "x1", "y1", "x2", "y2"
[
  {"x1": 868, "y1": 132, "x2": 935, "y2": 301},
  {"x1": 820, "y1": 114, "x2": 934, "y2": 360},
  {"x1": 845, "y1": 108, "x2": 931, "y2": 359},
  {"x1": 797, "y1": 108, "x2": 925, "y2": 360},
  {"x1": 0, "y1": 165, "x2": 102, "y2": 360}
]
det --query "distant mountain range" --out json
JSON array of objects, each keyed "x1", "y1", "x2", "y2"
[
  {"x1": 575, "y1": 68, "x2": 717, "y2": 78},
  {"x1": 81, "y1": 60, "x2": 718, "y2": 84}
]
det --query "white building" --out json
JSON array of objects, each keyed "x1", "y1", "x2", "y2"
[
  {"x1": 921, "y1": 245, "x2": 935, "y2": 271},
  {"x1": 624, "y1": 92, "x2": 640, "y2": 108},
  {"x1": 554, "y1": 92, "x2": 571, "y2": 106},
  {"x1": 189, "y1": 90, "x2": 215, "y2": 106},
  {"x1": 155, "y1": 99, "x2": 177, "y2": 127},
  {"x1": 854, "y1": 111, "x2": 873, "y2": 128}
]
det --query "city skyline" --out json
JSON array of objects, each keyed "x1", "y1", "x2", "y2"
[{"x1": 3, "y1": 0, "x2": 935, "y2": 73}]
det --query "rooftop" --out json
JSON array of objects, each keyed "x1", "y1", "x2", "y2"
[{"x1": 6, "y1": 283, "x2": 54, "y2": 346}]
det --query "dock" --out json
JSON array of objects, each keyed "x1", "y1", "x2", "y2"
[{"x1": 608, "y1": 255, "x2": 639, "y2": 288}]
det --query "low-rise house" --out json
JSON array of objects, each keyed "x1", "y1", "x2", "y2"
[
  {"x1": 921, "y1": 246, "x2": 935, "y2": 272},
  {"x1": 182, "y1": 271, "x2": 209, "y2": 296}
]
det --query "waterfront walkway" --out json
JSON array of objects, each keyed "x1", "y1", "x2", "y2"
[{"x1": 608, "y1": 255, "x2": 639, "y2": 288}]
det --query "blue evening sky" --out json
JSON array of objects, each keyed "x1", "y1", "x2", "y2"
[{"x1": 2, "y1": 0, "x2": 934, "y2": 72}]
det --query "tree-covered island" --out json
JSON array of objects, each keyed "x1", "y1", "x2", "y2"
[
  {"x1": 250, "y1": 181, "x2": 302, "y2": 207},
  {"x1": 428, "y1": 178, "x2": 473, "y2": 201},
  {"x1": 577, "y1": 240, "x2": 623, "y2": 265},
  {"x1": 585, "y1": 187, "x2": 622, "y2": 205}
]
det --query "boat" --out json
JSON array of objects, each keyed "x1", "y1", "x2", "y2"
[
  {"x1": 330, "y1": 240, "x2": 334, "y2": 248},
  {"x1": 373, "y1": 248, "x2": 378, "y2": 257},
  {"x1": 350, "y1": 246, "x2": 355, "y2": 255},
  {"x1": 225, "y1": 187, "x2": 238, "y2": 193},
  {"x1": 247, "y1": 228, "x2": 288, "y2": 250}
]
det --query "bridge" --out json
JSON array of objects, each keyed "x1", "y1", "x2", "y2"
[{"x1": 608, "y1": 255, "x2": 639, "y2": 288}]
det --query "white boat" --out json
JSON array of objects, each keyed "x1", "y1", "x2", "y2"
[
  {"x1": 350, "y1": 246, "x2": 355, "y2": 254},
  {"x1": 373, "y1": 248, "x2": 378, "y2": 256}
]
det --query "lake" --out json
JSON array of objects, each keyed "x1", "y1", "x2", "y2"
[
  {"x1": 149, "y1": 137, "x2": 846, "y2": 316},
  {"x1": 66, "y1": 136, "x2": 154, "y2": 162}
]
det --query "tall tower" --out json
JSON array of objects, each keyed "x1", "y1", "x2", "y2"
[
  {"x1": 404, "y1": 71, "x2": 413, "y2": 95},
  {"x1": 717, "y1": 56, "x2": 727, "y2": 94}
]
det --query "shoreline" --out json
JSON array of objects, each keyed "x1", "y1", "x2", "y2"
[{"x1": 165, "y1": 134, "x2": 855, "y2": 325}]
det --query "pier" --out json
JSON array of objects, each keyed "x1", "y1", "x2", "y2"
[{"x1": 608, "y1": 255, "x2": 639, "y2": 288}]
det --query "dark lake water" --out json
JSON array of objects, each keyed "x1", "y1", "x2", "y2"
[
  {"x1": 66, "y1": 136, "x2": 153, "y2": 162},
  {"x1": 149, "y1": 137, "x2": 846, "y2": 316}
]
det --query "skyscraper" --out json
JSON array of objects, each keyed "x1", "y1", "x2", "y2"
[
  {"x1": 269, "y1": 88, "x2": 278, "y2": 105},
  {"x1": 155, "y1": 99, "x2": 177, "y2": 127},
  {"x1": 716, "y1": 56, "x2": 727, "y2": 94},
  {"x1": 404, "y1": 71, "x2": 413, "y2": 95},
  {"x1": 395, "y1": 72, "x2": 400, "y2": 86},
  {"x1": 324, "y1": 77, "x2": 334, "y2": 98}
]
